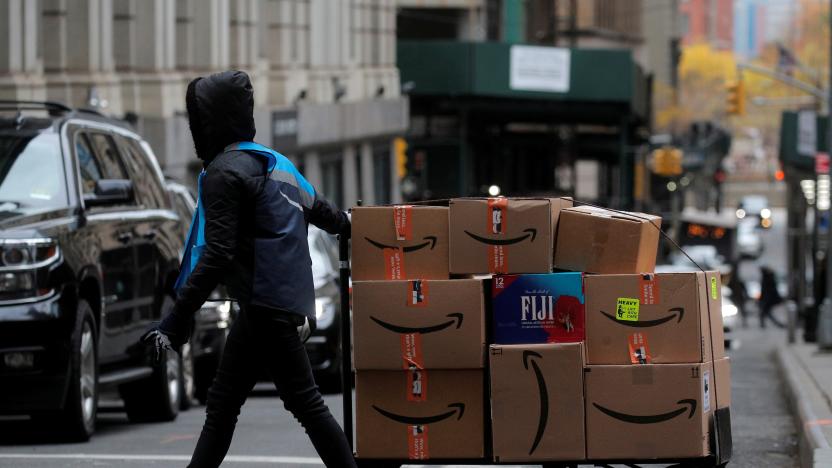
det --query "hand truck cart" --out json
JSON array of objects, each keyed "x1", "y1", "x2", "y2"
[{"x1": 336, "y1": 232, "x2": 732, "y2": 468}]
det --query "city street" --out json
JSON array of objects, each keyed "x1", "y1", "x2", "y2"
[
  {"x1": 0, "y1": 209, "x2": 799, "y2": 467},
  {"x1": 2, "y1": 0, "x2": 830, "y2": 466},
  {"x1": 0, "y1": 328, "x2": 800, "y2": 468}
]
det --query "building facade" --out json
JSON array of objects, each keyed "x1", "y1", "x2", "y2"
[
  {"x1": 0, "y1": 0, "x2": 407, "y2": 207},
  {"x1": 396, "y1": 0, "x2": 654, "y2": 208},
  {"x1": 734, "y1": 0, "x2": 766, "y2": 60},
  {"x1": 679, "y1": 0, "x2": 734, "y2": 50}
]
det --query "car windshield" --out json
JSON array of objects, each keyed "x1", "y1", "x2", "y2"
[{"x1": 0, "y1": 132, "x2": 67, "y2": 211}]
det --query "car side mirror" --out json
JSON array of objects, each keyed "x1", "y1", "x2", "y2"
[{"x1": 84, "y1": 179, "x2": 134, "y2": 207}]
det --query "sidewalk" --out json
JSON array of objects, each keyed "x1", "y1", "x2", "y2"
[{"x1": 777, "y1": 341, "x2": 832, "y2": 468}]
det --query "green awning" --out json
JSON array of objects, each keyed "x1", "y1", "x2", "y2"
[{"x1": 398, "y1": 41, "x2": 649, "y2": 121}]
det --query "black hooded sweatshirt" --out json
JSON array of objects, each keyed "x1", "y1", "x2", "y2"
[{"x1": 175, "y1": 71, "x2": 348, "y2": 317}]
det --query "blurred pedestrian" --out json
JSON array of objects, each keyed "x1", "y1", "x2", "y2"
[
  {"x1": 727, "y1": 263, "x2": 749, "y2": 328},
  {"x1": 759, "y1": 265, "x2": 785, "y2": 329},
  {"x1": 140, "y1": 71, "x2": 355, "y2": 468}
]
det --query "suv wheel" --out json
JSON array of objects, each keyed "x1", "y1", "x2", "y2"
[
  {"x1": 120, "y1": 297, "x2": 181, "y2": 422},
  {"x1": 179, "y1": 341, "x2": 195, "y2": 410},
  {"x1": 50, "y1": 300, "x2": 98, "y2": 441}
]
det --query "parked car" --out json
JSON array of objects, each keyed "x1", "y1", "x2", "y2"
[
  {"x1": 166, "y1": 182, "x2": 343, "y2": 392},
  {"x1": 737, "y1": 218, "x2": 763, "y2": 259},
  {"x1": 736, "y1": 194, "x2": 772, "y2": 229},
  {"x1": 166, "y1": 181, "x2": 234, "y2": 407},
  {"x1": 305, "y1": 225, "x2": 342, "y2": 391},
  {"x1": 667, "y1": 245, "x2": 729, "y2": 272},
  {"x1": 721, "y1": 287, "x2": 739, "y2": 350},
  {"x1": 0, "y1": 101, "x2": 188, "y2": 441}
]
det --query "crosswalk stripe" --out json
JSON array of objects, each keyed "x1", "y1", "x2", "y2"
[{"x1": 0, "y1": 453, "x2": 323, "y2": 464}]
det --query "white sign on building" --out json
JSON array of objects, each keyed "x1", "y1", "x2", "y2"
[
  {"x1": 509, "y1": 45, "x2": 571, "y2": 93},
  {"x1": 798, "y1": 110, "x2": 817, "y2": 157}
]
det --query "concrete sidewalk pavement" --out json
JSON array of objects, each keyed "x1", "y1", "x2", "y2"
[{"x1": 777, "y1": 341, "x2": 832, "y2": 468}]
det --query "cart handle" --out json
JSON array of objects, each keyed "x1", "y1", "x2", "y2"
[{"x1": 338, "y1": 232, "x2": 354, "y2": 450}]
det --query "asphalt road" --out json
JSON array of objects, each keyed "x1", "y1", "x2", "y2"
[{"x1": 0, "y1": 210, "x2": 798, "y2": 468}]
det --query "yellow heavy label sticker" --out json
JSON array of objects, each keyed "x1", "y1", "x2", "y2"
[
  {"x1": 710, "y1": 277, "x2": 718, "y2": 300},
  {"x1": 615, "y1": 298, "x2": 640, "y2": 321}
]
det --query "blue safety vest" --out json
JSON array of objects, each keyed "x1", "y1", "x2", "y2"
[{"x1": 174, "y1": 142, "x2": 317, "y2": 321}]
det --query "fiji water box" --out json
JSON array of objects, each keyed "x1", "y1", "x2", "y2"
[{"x1": 492, "y1": 273, "x2": 585, "y2": 344}]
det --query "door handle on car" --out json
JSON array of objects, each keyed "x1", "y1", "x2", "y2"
[{"x1": 117, "y1": 232, "x2": 133, "y2": 244}]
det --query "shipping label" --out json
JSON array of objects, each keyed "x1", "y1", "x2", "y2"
[
  {"x1": 639, "y1": 275, "x2": 660, "y2": 305},
  {"x1": 393, "y1": 205, "x2": 413, "y2": 241},
  {"x1": 710, "y1": 276, "x2": 719, "y2": 300},
  {"x1": 615, "y1": 297, "x2": 640, "y2": 321},
  {"x1": 407, "y1": 424, "x2": 429, "y2": 459},
  {"x1": 401, "y1": 333, "x2": 425, "y2": 370},
  {"x1": 487, "y1": 198, "x2": 508, "y2": 234},
  {"x1": 487, "y1": 198, "x2": 509, "y2": 273},
  {"x1": 488, "y1": 245, "x2": 508, "y2": 274},
  {"x1": 406, "y1": 366, "x2": 428, "y2": 402},
  {"x1": 384, "y1": 248, "x2": 405, "y2": 280},
  {"x1": 703, "y1": 370, "x2": 711, "y2": 412},
  {"x1": 407, "y1": 280, "x2": 428, "y2": 307},
  {"x1": 628, "y1": 332, "x2": 652, "y2": 364}
]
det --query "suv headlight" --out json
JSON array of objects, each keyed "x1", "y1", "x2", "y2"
[
  {"x1": 315, "y1": 297, "x2": 336, "y2": 330},
  {"x1": 0, "y1": 239, "x2": 60, "y2": 298},
  {"x1": 0, "y1": 239, "x2": 59, "y2": 268}
]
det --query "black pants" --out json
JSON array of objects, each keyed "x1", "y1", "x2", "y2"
[
  {"x1": 760, "y1": 302, "x2": 785, "y2": 328},
  {"x1": 188, "y1": 304, "x2": 356, "y2": 468}
]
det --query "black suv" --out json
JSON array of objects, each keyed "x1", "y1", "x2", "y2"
[{"x1": 0, "y1": 101, "x2": 188, "y2": 440}]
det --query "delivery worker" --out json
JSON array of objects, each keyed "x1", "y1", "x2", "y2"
[{"x1": 141, "y1": 70, "x2": 356, "y2": 468}]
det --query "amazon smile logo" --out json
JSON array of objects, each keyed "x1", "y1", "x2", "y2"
[
  {"x1": 593, "y1": 399, "x2": 697, "y2": 424},
  {"x1": 523, "y1": 350, "x2": 548, "y2": 455},
  {"x1": 463, "y1": 228, "x2": 537, "y2": 246},
  {"x1": 372, "y1": 403, "x2": 465, "y2": 425},
  {"x1": 370, "y1": 313, "x2": 463, "y2": 334},
  {"x1": 364, "y1": 236, "x2": 437, "y2": 252},
  {"x1": 600, "y1": 307, "x2": 685, "y2": 327}
]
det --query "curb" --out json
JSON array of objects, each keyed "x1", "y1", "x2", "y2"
[{"x1": 775, "y1": 346, "x2": 832, "y2": 468}]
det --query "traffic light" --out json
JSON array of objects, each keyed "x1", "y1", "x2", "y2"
[
  {"x1": 725, "y1": 79, "x2": 745, "y2": 116},
  {"x1": 394, "y1": 137, "x2": 408, "y2": 179},
  {"x1": 651, "y1": 146, "x2": 683, "y2": 177}
]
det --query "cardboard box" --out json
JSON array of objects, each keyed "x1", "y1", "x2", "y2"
[
  {"x1": 355, "y1": 370, "x2": 484, "y2": 460},
  {"x1": 449, "y1": 197, "x2": 572, "y2": 275},
  {"x1": 352, "y1": 279, "x2": 486, "y2": 370},
  {"x1": 554, "y1": 206, "x2": 662, "y2": 274},
  {"x1": 585, "y1": 362, "x2": 725, "y2": 460},
  {"x1": 490, "y1": 343, "x2": 586, "y2": 462},
  {"x1": 491, "y1": 273, "x2": 585, "y2": 344},
  {"x1": 713, "y1": 357, "x2": 731, "y2": 409},
  {"x1": 584, "y1": 271, "x2": 726, "y2": 364},
  {"x1": 351, "y1": 206, "x2": 449, "y2": 281}
]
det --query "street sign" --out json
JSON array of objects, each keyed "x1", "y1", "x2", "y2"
[
  {"x1": 817, "y1": 152, "x2": 830, "y2": 175},
  {"x1": 509, "y1": 45, "x2": 571, "y2": 93},
  {"x1": 799, "y1": 111, "x2": 818, "y2": 156}
]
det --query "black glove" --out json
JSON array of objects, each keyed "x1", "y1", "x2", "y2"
[
  {"x1": 140, "y1": 304, "x2": 191, "y2": 363},
  {"x1": 339, "y1": 212, "x2": 351, "y2": 239}
]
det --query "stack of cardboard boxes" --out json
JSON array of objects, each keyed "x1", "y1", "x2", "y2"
[
  {"x1": 351, "y1": 205, "x2": 486, "y2": 459},
  {"x1": 350, "y1": 199, "x2": 730, "y2": 463}
]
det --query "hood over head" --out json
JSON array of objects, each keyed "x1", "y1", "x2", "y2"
[{"x1": 185, "y1": 70, "x2": 256, "y2": 164}]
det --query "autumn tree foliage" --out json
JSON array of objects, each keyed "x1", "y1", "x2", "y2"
[{"x1": 655, "y1": 0, "x2": 830, "y2": 144}]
